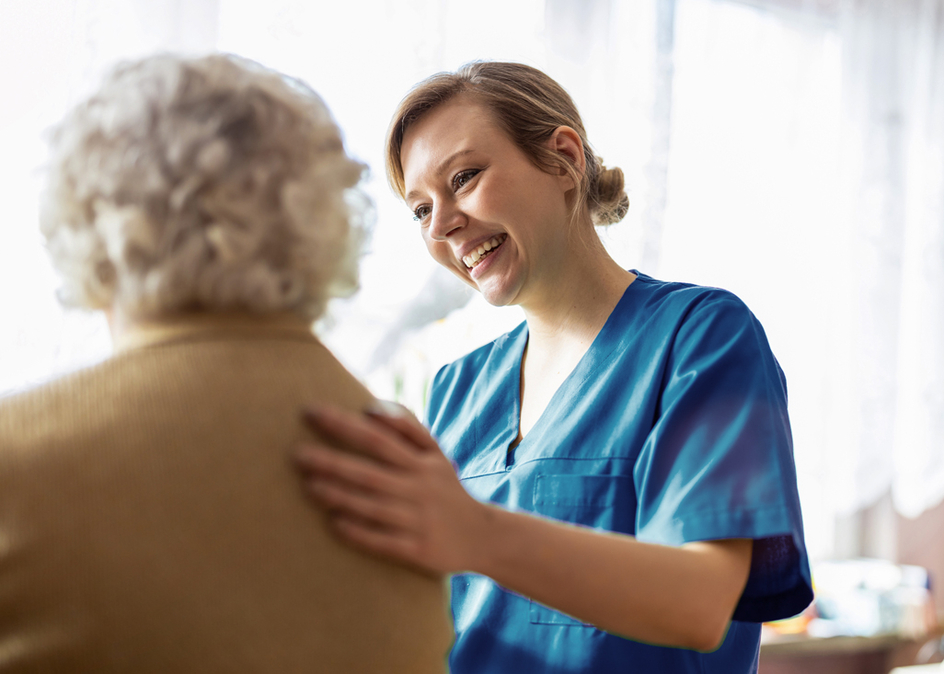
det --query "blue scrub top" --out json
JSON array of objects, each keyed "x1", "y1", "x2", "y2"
[{"x1": 425, "y1": 272, "x2": 813, "y2": 674}]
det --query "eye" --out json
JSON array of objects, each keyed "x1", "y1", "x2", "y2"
[
  {"x1": 452, "y1": 169, "x2": 480, "y2": 192},
  {"x1": 412, "y1": 204, "x2": 432, "y2": 222}
]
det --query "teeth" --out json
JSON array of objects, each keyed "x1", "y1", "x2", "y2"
[{"x1": 462, "y1": 235, "x2": 506, "y2": 269}]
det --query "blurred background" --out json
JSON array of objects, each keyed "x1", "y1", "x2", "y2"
[{"x1": 1, "y1": 0, "x2": 943, "y2": 667}]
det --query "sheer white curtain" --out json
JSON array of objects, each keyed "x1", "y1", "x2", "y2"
[
  {"x1": 3, "y1": 0, "x2": 944, "y2": 561},
  {"x1": 793, "y1": 0, "x2": 944, "y2": 526},
  {"x1": 885, "y1": 0, "x2": 944, "y2": 519}
]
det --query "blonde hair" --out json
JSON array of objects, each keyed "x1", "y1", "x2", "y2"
[
  {"x1": 41, "y1": 53, "x2": 368, "y2": 320},
  {"x1": 385, "y1": 61, "x2": 628, "y2": 227}
]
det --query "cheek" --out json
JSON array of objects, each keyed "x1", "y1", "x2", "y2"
[
  {"x1": 424, "y1": 238, "x2": 478, "y2": 288},
  {"x1": 424, "y1": 237, "x2": 454, "y2": 267}
]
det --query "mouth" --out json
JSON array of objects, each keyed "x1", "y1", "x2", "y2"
[{"x1": 461, "y1": 234, "x2": 507, "y2": 270}]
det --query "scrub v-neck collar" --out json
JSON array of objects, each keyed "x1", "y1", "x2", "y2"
[{"x1": 506, "y1": 271, "x2": 643, "y2": 465}]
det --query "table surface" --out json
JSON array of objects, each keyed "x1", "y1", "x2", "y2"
[{"x1": 761, "y1": 633, "x2": 915, "y2": 656}]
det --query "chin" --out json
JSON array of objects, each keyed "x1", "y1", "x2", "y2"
[
  {"x1": 467, "y1": 266, "x2": 523, "y2": 307},
  {"x1": 477, "y1": 284, "x2": 520, "y2": 308}
]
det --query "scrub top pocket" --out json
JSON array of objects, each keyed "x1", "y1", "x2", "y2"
[{"x1": 528, "y1": 473, "x2": 635, "y2": 626}]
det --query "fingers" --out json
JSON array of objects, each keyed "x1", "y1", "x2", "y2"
[
  {"x1": 330, "y1": 515, "x2": 423, "y2": 568},
  {"x1": 301, "y1": 405, "x2": 419, "y2": 468},
  {"x1": 295, "y1": 443, "x2": 407, "y2": 498},
  {"x1": 363, "y1": 400, "x2": 440, "y2": 452},
  {"x1": 294, "y1": 401, "x2": 466, "y2": 576},
  {"x1": 307, "y1": 475, "x2": 416, "y2": 530},
  {"x1": 294, "y1": 441, "x2": 433, "y2": 571}
]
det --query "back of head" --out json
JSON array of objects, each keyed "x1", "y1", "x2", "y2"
[
  {"x1": 385, "y1": 61, "x2": 628, "y2": 227},
  {"x1": 42, "y1": 53, "x2": 368, "y2": 321}
]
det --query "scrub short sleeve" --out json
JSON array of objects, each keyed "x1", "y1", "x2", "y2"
[{"x1": 633, "y1": 291, "x2": 813, "y2": 622}]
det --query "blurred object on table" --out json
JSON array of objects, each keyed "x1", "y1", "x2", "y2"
[
  {"x1": 809, "y1": 559, "x2": 937, "y2": 640},
  {"x1": 763, "y1": 558, "x2": 937, "y2": 645}
]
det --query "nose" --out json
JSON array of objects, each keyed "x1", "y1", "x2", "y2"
[{"x1": 428, "y1": 199, "x2": 466, "y2": 241}]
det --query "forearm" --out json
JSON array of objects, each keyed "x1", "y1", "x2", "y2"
[{"x1": 466, "y1": 502, "x2": 752, "y2": 651}]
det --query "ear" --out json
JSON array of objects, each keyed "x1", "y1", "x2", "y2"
[{"x1": 547, "y1": 126, "x2": 586, "y2": 188}]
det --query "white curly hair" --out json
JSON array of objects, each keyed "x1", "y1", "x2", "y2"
[{"x1": 40, "y1": 53, "x2": 368, "y2": 321}]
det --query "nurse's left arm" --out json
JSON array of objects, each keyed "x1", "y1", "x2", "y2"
[{"x1": 295, "y1": 403, "x2": 752, "y2": 652}]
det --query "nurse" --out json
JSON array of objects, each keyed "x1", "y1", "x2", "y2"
[{"x1": 296, "y1": 61, "x2": 813, "y2": 673}]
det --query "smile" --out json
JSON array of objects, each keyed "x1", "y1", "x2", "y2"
[{"x1": 462, "y1": 234, "x2": 507, "y2": 269}]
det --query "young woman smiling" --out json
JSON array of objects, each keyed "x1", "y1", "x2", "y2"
[{"x1": 295, "y1": 61, "x2": 813, "y2": 674}]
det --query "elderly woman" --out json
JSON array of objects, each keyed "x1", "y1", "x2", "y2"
[{"x1": 0, "y1": 54, "x2": 452, "y2": 673}]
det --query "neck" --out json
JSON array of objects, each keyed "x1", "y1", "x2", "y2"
[
  {"x1": 520, "y1": 227, "x2": 635, "y2": 354},
  {"x1": 105, "y1": 307, "x2": 314, "y2": 353}
]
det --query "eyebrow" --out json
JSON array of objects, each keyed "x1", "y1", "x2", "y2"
[{"x1": 405, "y1": 148, "x2": 476, "y2": 203}]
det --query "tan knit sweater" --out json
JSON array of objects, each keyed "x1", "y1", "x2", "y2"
[{"x1": 0, "y1": 313, "x2": 452, "y2": 673}]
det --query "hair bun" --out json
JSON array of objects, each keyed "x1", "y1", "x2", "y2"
[{"x1": 591, "y1": 164, "x2": 629, "y2": 226}]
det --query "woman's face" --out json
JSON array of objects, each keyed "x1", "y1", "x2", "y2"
[{"x1": 400, "y1": 96, "x2": 575, "y2": 309}]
